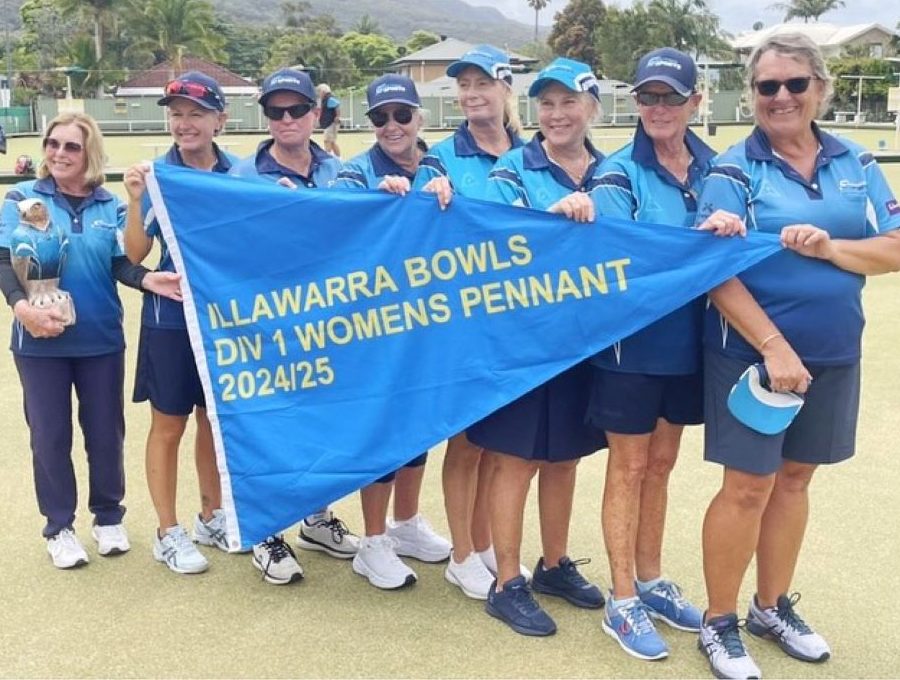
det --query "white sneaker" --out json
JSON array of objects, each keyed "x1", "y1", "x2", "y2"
[
  {"x1": 445, "y1": 550, "x2": 494, "y2": 600},
  {"x1": 297, "y1": 511, "x2": 360, "y2": 559},
  {"x1": 91, "y1": 524, "x2": 130, "y2": 556},
  {"x1": 698, "y1": 613, "x2": 762, "y2": 679},
  {"x1": 477, "y1": 545, "x2": 533, "y2": 582},
  {"x1": 352, "y1": 534, "x2": 417, "y2": 590},
  {"x1": 252, "y1": 535, "x2": 304, "y2": 585},
  {"x1": 47, "y1": 528, "x2": 89, "y2": 569},
  {"x1": 747, "y1": 593, "x2": 831, "y2": 663},
  {"x1": 193, "y1": 510, "x2": 229, "y2": 552},
  {"x1": 386, "y1": 514, "x2": 451, "y2": 563},
  {"x1": 153, "y1": 525, "x2": 209, "y2": 574}
]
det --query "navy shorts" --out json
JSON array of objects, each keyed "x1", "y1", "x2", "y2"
[
  {"x1": 586, "y1": 366, "x2": 703, "y2": 435},
  {"x1": 467, "y1": 360, "x2": 606, "y2": 462},
  {"x1": 375, "y1": 452, "x2": 428, "y2": 484},
  {"x1": 704, "y1": 350, "x2": 860, "y2": 476},
  {"x1": 133, "y1": 326, "x2": 206, "y2": 416}
]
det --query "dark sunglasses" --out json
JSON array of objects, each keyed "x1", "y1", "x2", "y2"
[
  {"x1": 635, "y1": 91, "x2": 690, "y2": 107},
  {"x1": 753, "y1": 76, "x2": 818, "y2": 97},
  {"x1": 368, "y1": 108, "x2": 415, "y2": 128},
  {"x1": 263, "y1": 102, "x2": 315, "y2": 120},
  {"x1": 43, "y1": 137, "x2": 83, "y2": 153},
  {"x1": 165, "y1": 79, "x2": 221, "y2": 103}
]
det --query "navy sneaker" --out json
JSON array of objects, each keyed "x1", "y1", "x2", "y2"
[
  {"x1": 531, "y1": 556, "x2": 604, "y2": 609},
  {"x1": 486, "y1": 576, "x2": 557, "y2": 637},
  {"x1": 602, "y1": 595, "x2": 668, "y2": 661},
  {"x1": 639, "y1": 579, "x2": 703, "y2": 632}
]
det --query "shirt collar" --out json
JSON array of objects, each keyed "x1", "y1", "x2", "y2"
[
  {"x1": 453, "y1": 122, "x2": 523, "y2": 159},
  {"x1": 630, "y1": 121, "x2": 716, "y2": 188},
  {"x1": 255, "y1": 138, "x2": 331, "y2": 179},
  {"x1": 164, "y1": 143, "x2": 233, "y2": 173},
  {"x1": 746, "y1": 122, "x2": 849, "y2": 163},
  {"x1": 370, "y1": 139, "x2": 429, "y2": 180},
  {"x1": 522, "y1": 131, "x2": 605, "y2": 190},
  {"x1": 33, "y1": 176, "x2": 114, "y2": 206}
]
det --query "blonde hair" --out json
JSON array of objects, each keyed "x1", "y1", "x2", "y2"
[
  {"x1": 316, "y1": 83, "x2": 332, "y2": 98},
  {"x1": 502, "y1": 82, "x2": 523, "y2": 136},
  {"x1": 38, "y1": 112, "x2": 106, "y2": 188}
]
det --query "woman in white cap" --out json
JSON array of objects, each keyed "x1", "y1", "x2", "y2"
[
  {"x1": 411, "y1": 43, "x2": 527, "y2": 603},
  {"x1": 332, "y1": 74, "x2": 451, "y2": 590},
  {"x1": 123, "y1": 72, "x2": 239, "y2": 576}
]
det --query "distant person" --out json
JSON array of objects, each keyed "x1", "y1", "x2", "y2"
[
  {"x1": 0, "y1": 112, "x2": 180, "y2": 569},
  {"x1": 0, "y1": 122, "x2": 7, "y2": 155},
  {"x1": 122, "y1": 72, "x2": 239, "y2": 576},
  {"x1": 14, "y1": 154, "x2": 33, "y2": 175},
  {"x1": 317, "y1": 83, "x2": 341, "y2": 157}
]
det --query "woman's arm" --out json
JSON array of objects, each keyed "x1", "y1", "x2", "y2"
[
  {"x1": 123, "y1": 162, "x2": 154, "y2": 264},
  {"x1": 781, "y1": 226, "x2": 900, "y2": 275}
]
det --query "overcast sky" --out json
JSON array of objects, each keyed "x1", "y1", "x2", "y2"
[{"x1": 478, "y1": 0, "x2": 899, "y2": 35}]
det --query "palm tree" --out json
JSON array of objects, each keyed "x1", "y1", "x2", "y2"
[
  {"x1": 768, "y1": 0, "x2": 845, "y2": 23},
  {"x1": 526, "y1": 0, "x2": 550, "y2": 43},
  {"x1": 123, "y1": 0, "x2": 224, "y2": 71},
  {"x1": 54, "y1": 0, "x2": 119, "y2": 61}
]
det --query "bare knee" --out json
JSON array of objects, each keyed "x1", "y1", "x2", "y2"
[
  {"x1": 720, "y1": 470, "x2": 776, "y2": 513},
  {"x1": 774, "y1": 461, "x2": 817, "y2": 494}
]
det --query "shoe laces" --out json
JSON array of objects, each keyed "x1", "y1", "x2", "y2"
[
  {"x1": 261, "y1": 535, "x2": 295, "y2": 564},
  {"x1": 559, "y1": 557, "x2": 591, "y2": 586},
  {"x1": 708, "y1": 617, "x2": 749, "y2": 659},
  {"x1": 653, "y1": 580, "x2": 689, "y2": 610},
  {"x1": 320, "y1": 515, "x2": 351, "y2": 544},
  {"x1": 162, "y1": 526, "x2": 193, "y2": 559},
  {"x1": 507, "y1": 582, "x2": 541, "y2": 615},
  {"x1": 617, "y1": 598, "x2": 656, "y2": 637},
  {"x1": 774, "y1": 592, "x2": 813, "y2": 635},
  {"x1": 201, "y1": 515, "x2": 227, "y2": 544},
  {"x1": 55, "y1": 528, "x2": 79, "y2": 549}
]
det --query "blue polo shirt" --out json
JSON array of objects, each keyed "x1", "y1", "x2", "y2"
[
  {"x1": 1, "y1": 178, "x2": 127, "y2": 357},
  {"x1": 485, "y1": 132, "x2": 605, "y2": 208},
  {"x1": 229, "y1": 139, "x2": 341, "y2": 188},
  {"x1": 590, "y1": 123, "x2": 716, "y2": 374},
  {"x1": 697, "y1": 125, "x2": 900, "y2": 365},
  {"x1": 332, "y1": 139, "x2": 428, "y2": 189},
  {"x1": 141, "y1": 143, "x2": 237, "y2": 330},
  {"x1": 413, "y1": 123, "x2": 523, "y2": 200}
]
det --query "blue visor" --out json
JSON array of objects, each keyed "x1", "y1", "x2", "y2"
[{"x1": 727, "y1": 364, "x2": 804, "y2": 435}]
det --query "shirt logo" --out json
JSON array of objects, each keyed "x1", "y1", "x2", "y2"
[{"x1": 888, "y1": 199, "x2": 900, "y2": 216}]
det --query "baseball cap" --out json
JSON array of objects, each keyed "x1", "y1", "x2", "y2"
[
  {"x1": 727, "y1": 364, "x2": 805, "y2": 435},
  {"x1": 365, "y1": 74, "x2": 420, "y2": 114},
  {"x1": 632, "y1": 47, "x2": 697, "y2": 96},
  {"x1": 259, "y1": 69, "x2": 316, "y2": 105},
  {"x1": 528, "y1": 57, "x2": 601, "y2": 101},
  {"x1": 446, "y1": 44, "x2": 513, "y2": 84},
  {"x1": 158, "y1": 71, "x2": 226, "y2": 111}
]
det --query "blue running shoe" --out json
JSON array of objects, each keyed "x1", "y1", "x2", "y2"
[
  {"x1": 698, "y1": 613, "x2": 761, "y2": 679},
  {"x1": 486, "y1": 576, "x2": 557, "y2": 637},
  {"x1": 531, "y1": 556, "x2": 605, "y2": 609},
  {"x1": 602, "y1": 596, "x2": 669, "y2": 660},
  {"x1": 639, "y1": 579, "x2": 703, "y2": 632}
]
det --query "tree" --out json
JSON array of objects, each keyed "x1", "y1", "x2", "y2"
[
  {"x1": 768, "y1": 0, "x2": 845, "y2": 23},
  {"x1": 263, "y1": 31, "x2": 356, "y2": 88},
  {"x1": 526, "y1": 0, "x2": 550, "y2": 44},
  {"x1": 122, "y1": 0, "x2": 225, "y2": 70},
  {"x1": 279, "y1": 0, "x2": 311, "y2": 29},
  {"x1": 53, "y1": 0, "x2": 118, "y2": 62},
  {"x1": 217, "y1": 20, "x2": 273, "y2": 78},
  {"x1": 647, "y1": 0, "x2": 729, "y2": 58},
  {"x1": 405, "y1": 30, "x2": 440, "y2": 54},
  {"x1": 548, "y1": 0, "x2": 606, "y2": 73},
  {"x1": 340, "y1": 31, "x2": 397, "y2": 81},
  {"x1": 353, "y1": 13, "x2": 381, "y2": 35}
]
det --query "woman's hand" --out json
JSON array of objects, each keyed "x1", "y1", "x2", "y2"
[
  {"x1": 378, "y1": 175, "x2": 411, "y2": 196},
  {"x1": 697, "y1": 209, "x2": 747, "y2": 237},
  {"x1": 13, "y1": 300, "x2": 66, "y2": 338},
  {"x1": 548, "y1": 192, "x2": 595, "y2": 223},
  {"x1": 142, "y1": 271, "x2": 183, "y2": 302},
  {"x1": 761, "y1": 335, "x2": 812, "y2": 395},
  {"x1": 124, "y1": 162, "x2": 151, "y2": 202},
  {"x1": 780, "y1": 224, "x2": 835, "y2": 261},
  {"x1": 422, "y1": 176, "x2": 453, "y2": 210}
]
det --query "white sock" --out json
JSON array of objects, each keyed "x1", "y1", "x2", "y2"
[{"x1": 636, "y1": 576, "x2": 663, "y2": 593}]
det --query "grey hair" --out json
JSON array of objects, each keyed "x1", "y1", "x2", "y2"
[{"x1": 746, "y1": 33, "x2": 834, "y2": 117}]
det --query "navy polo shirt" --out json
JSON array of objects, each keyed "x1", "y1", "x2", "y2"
[
  {"x1": 332, "y1": 139, "x2": 429, "y2": 189},
  {"x1": 697, "y1": 124, "x2": 900, "y2": 365},
  {"x1": 229, "y1": 139, "x2": 341, "y2": 188}
]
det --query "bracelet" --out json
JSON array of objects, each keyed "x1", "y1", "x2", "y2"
[{"x1": 758, "y1": 332, "x2": 782, "y2": 351}]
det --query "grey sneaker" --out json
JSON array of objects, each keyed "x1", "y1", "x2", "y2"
[
  {"x1": 747, "y1": 593, "x2": 830, "y2": 663},
  {"x1": 297, "y1": 511, "x2": 359, "y2": 559},
  {"x1": 252, "y1": 535, "x2": 304, "y2": 585},
  {"x1": 698, "y1": 613, "x2": 761, "y2": 679},
  {"x1": 193, "y1": 510, "x2": 229, "y2": 552},
  {"x1": 153, "y1": 525, "x2": 208, "y2": 575}
]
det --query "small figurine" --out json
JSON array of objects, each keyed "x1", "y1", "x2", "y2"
[{"x1": 10, "y1": 198, "x2": 76, "y2": 326}]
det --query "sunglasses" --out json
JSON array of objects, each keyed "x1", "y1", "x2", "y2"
[
  {"x1": 263, "y1": 102, "x2": 315, "y2": 120},
  {"x1": 369, "y1": 107, "x2": 415, "y2": 128},
  {"x1": 753, "y1": 76, "x2": 818, "y2": 97},
  {"x1": 635, "y1": 91, "x2": 690, "y2": 107},
  {"x1": 43, "y1": 137, "x2": 83, "y2": 153},
  {"x1": 165, "y1": 79, "x2": 221, "y2": 103}
]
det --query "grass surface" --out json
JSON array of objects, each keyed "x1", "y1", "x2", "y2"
[{"x1": 0, "y1": 129, "x2": 898, "y2": 678}]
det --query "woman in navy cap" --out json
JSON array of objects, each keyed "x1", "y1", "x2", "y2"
[
  {"x1": 332, "y1": 74, "x2": 451, "y2": 590},
  {"x1": 411, "y1": 44, "x2": 527, "y2": 603},
  {"x1": 123, "y1": 71, "x2": 239, "y2": 576},
  {"x1": 230, "y1": 68, "x2": 359, "y2": 586}
]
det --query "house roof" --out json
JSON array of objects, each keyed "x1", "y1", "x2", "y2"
[
  {"x1": 115, "y1": 56, "x2": 258, "y2": 96},
  {"x1": 392, "y1": 37, "x2": 538, "y2": 66},
  {"x1": 731, "y1": 22, "x2": 898, "y2": 51}
]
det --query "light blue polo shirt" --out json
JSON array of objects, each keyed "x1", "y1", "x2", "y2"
[
  {"x1": 1, "y1": 178, "x2": 127, "y2": 357},
  {"x1": 332, "y1": 139, "x2": 428, "y2": 189},
  {"x1": 142, "y1": 143, "x2": 237, "y2": 330},
  {"x1": 229, "y1": 139, "x2": 341, "y2": 188},
  {"x1": 697, "y1": 125, "x2": 900, "y2": 365},
  {"x1": 590, "y1": 123, "x2": 716, "y2": 374},
  {"x1": 412, "y1": 123, "x2": 523, "y2": 200},
  {"x1": 485, "y1": 132, "x2": 605, "y2": 208}
]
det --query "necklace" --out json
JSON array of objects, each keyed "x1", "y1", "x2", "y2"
[{"x1": 547, "y1": 147, "x2": 591, "y2": 182}]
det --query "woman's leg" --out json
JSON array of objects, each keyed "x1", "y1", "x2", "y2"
[
  {"x1": 145, "y1": 408, "x2": 189, "y2": 531},
  {"x1": 193, "y1": 407, "x2": 221, "y2": 520},
  {"x1": 442, "y1": 433, "x2": 483, "y2": 561}
]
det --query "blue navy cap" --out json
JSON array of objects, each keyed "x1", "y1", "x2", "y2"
[
  {"x1": 158, "y1": 71, "x2": 226, "y2": 111},
  {"x1": 727, "y1": 364, "x2": 805, "y2": 435},
  {"x1": 632, "y1": 47, "x2": 697, "y2": 96},
  {"x1": 365, "y1": 74, "x2": 420, "y2": 114},
  {"x1": 259, "y1": 69, "x2": 316, "y2": 105},
  {"x1": 446, "y1": 44, "x2": 513, "y2": 84},
  {"x1": 528, "y1": 57, "x2": 601, "y2": 101}
]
